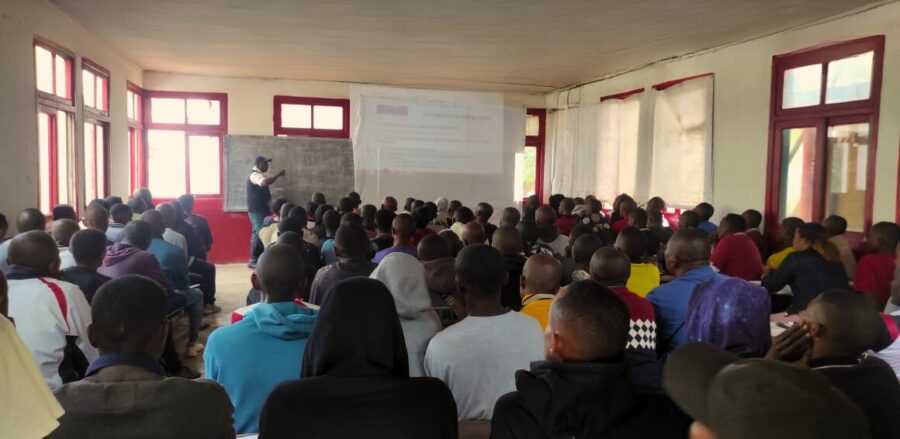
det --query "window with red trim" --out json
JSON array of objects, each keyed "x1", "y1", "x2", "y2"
[
  {"x1": 82, "y1": 60, "x2": 108, "y2": 113},
  {"x1": 127, "y1": 83, "x2": 145, "y2": 193},
  {"x1": 273, "y1": 96, "x2": 349, "y2": 138},
  {"x1": 765, "y1": 36, "x2": 884, "y2": 238},
  {"x1": 35, "y1": 40, "x2": 76, "y2": 213},
  {"x1": 81, "y1": 59, "x2": 110, "y2": 203},
  {"x1": 521, "y1": 109, "x2": 546, "y2": 202},
  {"x1": 145, "y1": 91, "x2": 227, "y2": 198}
]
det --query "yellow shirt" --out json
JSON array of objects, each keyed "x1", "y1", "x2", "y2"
[
  {"x1": 767, "y1": 247, "x2": 795, "y2": 270},
  {"x1": 0, "y1": 315, "x2": 65, "y2": 437},
  {"x1": 627, "y1": 263, "x2": 661, "y2": 297},
  {"x1": 520, "y1": 293, "x2": 555, "y2": 330}
]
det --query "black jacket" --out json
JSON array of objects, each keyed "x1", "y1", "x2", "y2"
[
  {"x1": 761, "y1": 248, "x2": 849, "y2": 313},
  {"x1": 501, "y1": 254, "x2": 527, "y2": 310},
  {"x1": 813, "y1": 355, "x2": 900, "y2": 439},
  {"x1": 491, "y1": 360, "x2": 689, "y2": 439}
]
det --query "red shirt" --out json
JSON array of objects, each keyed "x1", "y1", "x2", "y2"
[
  {"x1": 555, "y1": 215, "x2": 578, "y2": 236},
  {"x1": 710, "y1": 233, "x2": 764, "y2": 281},
  {"x1": 610, "y1": 286, "x2": 656, "y2": 322},
  {"x1": 411, "y1": 227, "x2": 436, "y2": 247},
  {"x1": 611, "y1": 218, "x2": 629, "y2": 235},
  {"x1": 855, "y1": 253, "x2": 895, "y2": 306}
]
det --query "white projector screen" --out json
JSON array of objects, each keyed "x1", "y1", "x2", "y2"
[{"x1": 351, "y1": 85, "x2": 524, "y2": 214}]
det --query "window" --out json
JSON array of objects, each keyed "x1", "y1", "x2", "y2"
[
  {"x1": 35, "y1": 40, "x2": 76, "y2": 213},
  {"x1": 82, "y1": 59, "x2": 109, "y2": 113},
  {"x1": 597, "y1": 88, "x2": 643, "y2": 203},
  {"x1": 127, "y1": 83, "x2": 145, "y2": 193},
  {"x1": 274, "y1": 96, "x2": 349, "y2": 138},
  {"x1": 766, "y1": 36, "x2": 884, "y2": 237},
  {"x1": 518, "y1": 109, "x2": 546, "y2": 201},
  {"x1": 81, "y1": 59, "x2": 110, "y2": 203},
  {"x1": 145, "y1": 91, "x2": 227, "y2": 198},
  {"x1": 83, "y1": 122, "x2": 106, "y2": 201}
]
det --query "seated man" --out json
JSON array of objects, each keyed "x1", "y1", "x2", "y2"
[
  {"x1": 50, "y1": 276, "x2": 235, "y2": 439},
  {"x1": 694, "y1": 202, "x2": 718, "y2": 234},
  {"x1": 493, "y1": 226, "x2": 527, "y2": 310},
  {"x1": 155, "y1": 203, "x2": 188, "y2": 256},
  {"x1": 142, "y1": 211, "x2": 205, "y2": 357},
  {"x1": 535, "y1": 206, "x2": 568, "y2": 257},
  {"x1": 499, "y1": 207, "x2": 521, "y2": 229},
  {"x1": 309, "y1": 223, "x2": 377, "y2": 305},
  {"x1": 52, "y1": 204, "x2": 78, "y2": 221},
  {"x1": 492, "y1": 280, "x2": 688, "y2": 438},
  {"x1": 710, "y1": 213, "x2": 763, "y2": 281},
  {"x1": 666, "y1": 343, "x2": 871, "y2": 439},
  {"x1": 616, "y1": 227, "x2": 660, "y2": 297},
  {"x1": 381, "y1": 196, "x2": 398, "y2": 213},
  {"x1": 0, "y1": 208, "x2": 46, "y2": 273},
  {"x1": 106, "y1": 203, "x2": 132, "y2": 244},
  {"x1": 82, "y1": 204, "x2": 110, "y2": 236},
  {"x1": 450, "y1": 206, "x2": 476, "y2": 238},
  {"x1": 461, "y1": 221, "x2": 487, "y2": 247},
  {"x1": 554, "y1": 198, "x2": 578, "y2": 236},
  {"x1": 275, "y1": 218, "x2": 321, "y2": 300},
  {"x1": 424, "y1": 244, "x2": 544, "y2": 420},
  {"x1": 372, "y1": 209, "x2": 396, "y2": 251},
  {"x1": 590, "y1": 247, "x2": 661, "y2": 394},
  {"x1": 611, "y1": 198, "x2": 636, "y2": 235},
  {"x1": 419, "y1": 234, "x2": 464, "y2": 322},
  {"x1": 50, "y1": 219, "x2": 80, "y2": 270},
  {"x1": 768, "y1": 290, "x2": 900, "y2": 439},
  {"x1": 519, "y1": 254, "x2": 562, "y2": 329},
  {"x1": 62, "y1": 229, "x2": 111, "y2": 303},
  {"x1": 767, "y1": 217, "x2": 804, "y2": 271},
  {"x1": 627, "y1": 208, "x2": 661, "y2": 259},
  {"x1": 677, "y1": 210, "x2": 701, "y2": 231},
  {"x1": 178, "y1": 194, "x2": 214, "y2": 254},
  {"x1": 475, "y1": 202, "x2": 498, "y2": 242},
  {"x1": 170, "y1": 201, "x2": 220, "y2": 314},
  {"x1": 855, "y1": 222, "x2": 898, "y2": 309},
  {"x1": 6, "y1": 231, "x2": 98, "y2": 389},
  {"x1": 824, "y1": 215, "x2": 856, "y2": 280},
  {"x1": 741, "y1": 208, "x2": 768, "y2": 263},
  {"x1": 570, "y1": 234, "x2": 604, "y2": 281},
  {"x1": 205, "y1": 244, "x2": 316, "y2": 434},
  {"x1": 648, "y1": 228, "x2": 722, "y2": 357},
  {"x1": 373, "y1": 213, "x2": 418, "y2": 263},
  {"x1": 317, "y1": 210, "x2": 343, "y2": 266}
]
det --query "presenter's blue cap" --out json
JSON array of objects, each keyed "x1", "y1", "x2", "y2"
[{"x1": 254, "y1": 156, "x2": 272, "y2": 164}]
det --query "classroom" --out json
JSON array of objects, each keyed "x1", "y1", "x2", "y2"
[{"x1": 1, "y1": 0, "x2": 899, "y2": 438}]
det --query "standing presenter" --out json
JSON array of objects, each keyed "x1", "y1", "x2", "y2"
[{"x1": 247, "y1": 155, "x2": 285, "y2": 267}]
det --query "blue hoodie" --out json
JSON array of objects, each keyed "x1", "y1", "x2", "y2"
[{"x1": 204, "y1": 302, "x2": 317, "y2": 434}]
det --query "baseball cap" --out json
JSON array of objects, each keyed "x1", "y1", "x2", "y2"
[
  {"x1": 254, "y1": 156, "x2": 272, "y2": 164},
  {"x1": 664, "y1": 343, "x2": 870, "y2": 439}
]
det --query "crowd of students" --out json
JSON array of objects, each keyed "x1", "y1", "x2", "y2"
[{"x1": 2, "y1": 190, "x2": 899, "y2": 439}]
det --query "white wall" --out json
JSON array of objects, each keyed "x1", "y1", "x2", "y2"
[
  {"x1": 142, "y1": 72, "x2": 545, "y2": 136},
  {"x1": 0, "y1": 0, "x2": 142, "y2": 230},
  {"x1": 546, "y1": 2, "x2": 900, "y2": 223}
]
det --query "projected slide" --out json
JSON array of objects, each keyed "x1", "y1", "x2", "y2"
[{"x1": 356, "y1": 94, "x2": 505, "y2": 174}]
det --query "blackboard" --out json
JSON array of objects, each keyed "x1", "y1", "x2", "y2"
[{"x1": 224, "y1": 135, "x2": 355, "y2": 212}]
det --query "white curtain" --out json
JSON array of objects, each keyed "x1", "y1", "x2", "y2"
[
  {"x1": 649, "y1": 75, "x2": 714, "y2": 207},
  {"x1": 597, "y1": 94, "x2": 642, "y2": 203},
  {"x1": 546, "y1": 105, "x2": 603, "y2": 198}
]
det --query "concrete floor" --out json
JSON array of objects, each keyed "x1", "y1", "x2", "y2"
[{"x1": 172, "y1": 263, "x2": 252, "y2": 374}]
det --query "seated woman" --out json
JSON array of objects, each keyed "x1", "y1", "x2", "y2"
[
  {"x1": 259, "y1": 278, "x2": 458, "y2": 439},
  {"x1": 762, "y1": 223, "x2": 849, "y2": 314}
]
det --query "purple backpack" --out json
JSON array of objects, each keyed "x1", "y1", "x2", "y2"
[{"x1": 685, "y1": 276, "x2": 772, "y2": 357}]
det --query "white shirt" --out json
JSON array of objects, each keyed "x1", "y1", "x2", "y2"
[
  {"x1": 0, "y1": 239, "x2": 10, "y2": 273},
  {"x1": 424, "y1": 311, "x2": 544, "y2": 420},
  {"x1": 876, "y1": 310, "x2": 900, "y2": 378},
  {"x1": 539, "y1": 234, "x2": 569, "y2": 258},
  {"x1": 7, "y1": 276, "x2": 98, "y2": 389},
  {"x1": 249, "y1": 166, "x2": 267, "y2": 186},
  {"x1": 163, "y1": 228, "x2": 189, "y2": 257},
  {"x1": 58, "y1": 247, "x2": 76, "y2": 270}
]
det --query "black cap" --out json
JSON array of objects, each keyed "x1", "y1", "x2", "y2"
[
  {"x1": 664, "y1": 343, "x2": 870, "y2": 439},
  {"x1": 254, "y1": 156, "x2": 272, "y2": 164}
]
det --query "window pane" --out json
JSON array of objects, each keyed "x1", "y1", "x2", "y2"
[
  {"x1": 55, "y1": 55, "x2": 69, "y2": 100},
  {"x1": 57, "y1": 111, "x2": 71, "y2": 206},
  {"x1": 521, "y1": 146, "x2": 537, "y2": 197},
  {"x1": 38, "y1": 113, "x2": 51, "y2": 213},
  {"x1": 126, "y1": 91, "x2": 134, "y2": 119},
  {"x1": 186, "y1": 99, "x2": 221, "y2": 125},
  {"x1": 825, "y1": 123, "x2": 869, "y2": 232},
  {"x1": 97, "y1": 76, "x2": 108, "y2": 111},
  {"x1": 281, "y1": 104, "x2": 311, "y2": 128},
  {"x1": 525, "y1": 114, "x2": 541, "y2": 137},
  {"x1": 313, "y1": 105, "x2": 343, "y2": 130},
  {"x1": 83, "y1": 70, "x2": 96, "y2": 108},
  {"x1": 84, "y1": 123, "x2": 97, "y2": 202},
  {"x1": 147, "y1": 130, "x2": 186, "y2": 198},
  {"x1": 188, "y1": 136, "x2": 221, "y2": 194},
  {"x1": 150, "y1": 98, "x2": 186, "y2": 124},
  {"x1": 35, "y1": 46, "x2": 53, "y2": 94},
  {"x1": 825, "y1": 51, "x2": 873, "y2": 104},
  {"x1": 782, "y1": 64, "x2": 822, "y2": 109},
  {"x1": 96, "y1": 124, "x2": 106, "y2": 198},
  {"x1": 779, "y1": 126, "x2": 818, "y2": 221}
]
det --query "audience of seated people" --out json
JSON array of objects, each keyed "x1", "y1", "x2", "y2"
[{"x1": 2, "y1": 190, "x2": 898, "y2": 439}]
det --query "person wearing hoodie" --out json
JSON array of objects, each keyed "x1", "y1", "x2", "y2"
[
  {"x1": 370, "y1": 252, "x2": 442, "y2": 377},
  {"x1": 205, "y1": 244, "x2": 316, "y2": 434},
  {"x1": 491, "y1": 280, "x2": 690, "y2": 439},
  {"x1": 535, "y1": 206, "x2": 567, "y2": 257}
]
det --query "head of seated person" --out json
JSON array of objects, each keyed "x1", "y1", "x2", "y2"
[
  {"x1": 323, "y1": 210, "x2": 342, "y2": 238},
  {"x1": 155, "y1": 203, "x2": 177, "y2": 229},
  {"x1": 617, "y1": 199, "x2": 637, "y2": 221},
  {"x1": 335, "y1": 223, "x2": 370, "y2": 260},
  {"x1": 177, "y1": 194, "x2": 198, "y2": 216},
  {"x1": 338, "y1": 197, "x2": 354, "y2": 215},
  {"x1": 128, "y1": 197, "x2": 147, "y2": 215},
  {"x1": 803, "y1": 290, "x2": 887, "y2": 361},
  {"x1": 52, "y1": 204, "x2": 77, "y2": 221},
  {"x1": 412, "y1": 206, "x2": 431, "y2": 230},
  {"x1": 547, "y1": 280, "x2": 628, "y2": 362},
  {"x1": 558, "y1": 198, "x2": 575, "y2": 216},
  {"x1": 517, "y1": 220, "x2": 539, "y2": 246},
  {"x1": 311, "y1": 192, "x2": 326, "y2": 206},
  {"x1": 535, "y1": 206, "x2": 557, "y2": 230},
  {"x1": 391, "y1": 213, "x2": 416, "y2": 246},
  {"x1": 51, "y1": 219, "x2": 80, "y2": 248},
  {"x1": 438, "y1": 229, "x2": 463, "y2": 258},
  {"x1": 279, "y1": 216, "x2": 307, "y2": 236},
  {"x1": 647, "y1": 209, "x2": 665, "y2": 230},
  {"x1": 590, "y1": 247, "x2": 631, "y2": 287},
  {"x1": 475, "y1": 202, "x2": 494, "y2": 225},
  {"x1": 461, "y1": 222, "x2": 486, "y2": 246},
  {"x1": 567, "y1": 223, "x2": 597, "y2": 255},
  {"x1": 678, "y1": 210, "x2": 702, "y2": 230},
  {"x1": 694, "y1": 202, "x2": 715, "y2": 223},
  {"x1": 140, "y1": 210, "x2": 167, "y2": 240},
  {"x1": 403, "y1": 197, "x2": 415, "y2": 212},
  {"x1": 133, "y1": 188, "x2": 154, "y2": 209},
  {"x1": 254, "y1": 244, "x2": 305, "y2": 304},
  {"x1": 717, "y1": 214, "x2": 747, "y2": 238},
  {"x1": 447, "y1": 200, "x2": 462, "y2": 218},
  {"x1": 665, "y1": 228, "x2": 711, "y2": 278},
  {"x1": 122, "y1": 221, "x2": 153, "y2": 251},
  {"x1": 793, "y1": 223, "x2": 840, "y2": 262},
  {"x1": 0, "y1": 213, "x2": 7, "y2": 241},
  {"x1": 627, "y1": 208, "x2": 648, "y2": 229},
  {"x1": 169, "y1": 201, "x2": 187, "y2": 223},
  {"x1": 665, "y1": 343, "x2": 869, "y2": 439},
  {"x1": 314, "y1": 204, "x2": 334, "y2": 227},
  {"x1": 647, "y1": 196, "x2": 666, "y2": 213},
  {"x1": 499, "y1": 207, "x2": 521, "y2": 229},
  {"x1": 411, "y1": 199, "x2": 425, "y2": 211},
  {"x1": 572, "y1": 234, "x2": 604, "y2": 272},
  {"x1": 17, "y1": 208, "x2": 47, "y2": 234},
  {"x1": 521, "y1": 254, "x2": 562, "y2": 298},
  {"x1": 90, "y1": 275, "x2": 168, "y2": 358},
  {"x1": 70, "y1": 229, "x2": 108, "y2": 270},
  {"x1": 341, "y1": 212, "x2": 362, "y2": 227},
  {"x1": 615, "y1": 227, "x2": 648, "y2": 264},
  {"x1": 375, "y1": 209, "x2": 396, "y2": 236},
  {"x1": 492, "y1": 226, "x2": 523, "y2": 257},
  {"x1": 741, "y1": 209, "x2": 763, "y2": 231},
  {"x1": 104, "y1": 196, "x2": 123, "y2": 207},
  {"x1": 109, "y1": 204, "x2": 133, "y2": 226},
  {"x1": 778, "y1": 217, "x2": 805, "y2": 248},
  {"x1": 361, "y1": 205, "x2": 377, "y2": 229},
  {"x1": 287, "y1": 205, "x2": 306, "y2": 221},
  {"x1": 418, "y1": 234, "x2": 450, "y2": 262},
  {"x1": 454, "y1": 206, "x2": 475, "y2": 226},
  {"x1": 347, "y1": 191, "x2": 361, "y2": 208},
  {"x1": 612, "y1": 193, "x2": 634, "y2": 214},
  {"x1": 866, "y1": 221, "x2": 899, "y2": 254},
  {"x1": 381, "y1": 196, "x2": 398, "y2": 212},
  {"x1": 456, "y1": 244, "x2": 507, "y2": 312},
  {"x1": 548, "y1": 194, "x2": 565, "y2": 213},
  {"x1": 8, "y1": 230, "x2": 60, "y2": 276},
  {"x1": 83, "y1": 204, "x2": 109, "y2": 233}
]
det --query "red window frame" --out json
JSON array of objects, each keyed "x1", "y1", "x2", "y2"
[
  {"x1": 764, "y1": 35, "x2": 884, "y2": 244},
  {"x1": 81, "y1": 58, "x2": 109, "y2": 113},
  {"x1": 273, "y1": 96, "x2": 350, "y2": 138},
  {"x1": 127, "y1": 82, "x2": 146, "y2": 193},
  {"x1": 82, "y1": 120, "x2": 108, "y2": 201},
  {"x1": 144, "y1": 90, "x2": 228, "y2": 198},
  {"x1": 34, "y1": 39, "x2": 77, "y2": 213},
  {"x1": 600, "y1": 88, "x2": 645, "y2": 102},
  {"x1": 525, "y1": 108, "x2": 546, "y2": 203}
]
